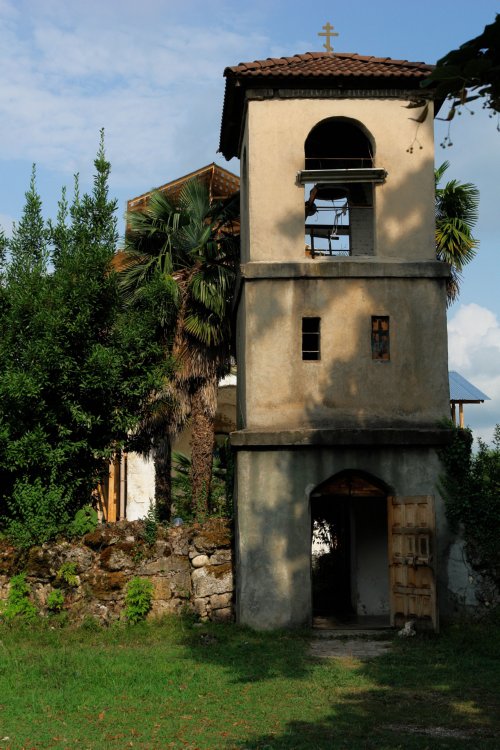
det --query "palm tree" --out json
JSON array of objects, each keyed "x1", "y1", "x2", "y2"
[
  {"x1": 117, "y1": 178, "x2": 239, "y2": 517},
  {"x1": 435, "y1": 161, "x2": 479, "y2": 305}
]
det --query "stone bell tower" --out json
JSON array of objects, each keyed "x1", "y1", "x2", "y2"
[{"x1": 219, "y1": 52, "x2": 451, "y2": 630}]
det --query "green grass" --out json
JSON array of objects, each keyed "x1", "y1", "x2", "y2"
[{"x1": 0, "y1": 616, "x2": 499, "y2": 749}]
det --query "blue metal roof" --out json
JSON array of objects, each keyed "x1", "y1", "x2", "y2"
[{"x1": 449, "y1": 371, "x2": 491, "y2": 402}]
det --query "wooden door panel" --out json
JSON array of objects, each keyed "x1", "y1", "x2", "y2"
[{"x1": 388, "y1": 495, "x2": 438, "y2": 631}]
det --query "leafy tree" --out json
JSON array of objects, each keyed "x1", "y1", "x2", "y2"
[
  {"x1": 0, "y1": 133, "x2": 165, "y2": 545},
  {"x1": 118, "y1": 178, "x2": 239, "y2": 517},
  {"x1": 435, "y1": 161, "x2": 479, "y2": 304},
  {"x1": 423, "y1": 14, "x2": 500, "y2": 117},
  {"x1": 439, "y1": 425, "x2": 500, "y2": 591}
]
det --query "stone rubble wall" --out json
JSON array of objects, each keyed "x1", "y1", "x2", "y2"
[{"x1": 0, "y1": 518, "x2": 234, "y2": 624}]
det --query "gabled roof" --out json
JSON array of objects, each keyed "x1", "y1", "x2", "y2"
[
  {"x1": 219, "y1": 52, "x2": 435, "y2": 159},
  {"x1": 449, "y1": 371, "x2": 491, "y2": 403},
  {"x1": 128, "y1": 163, "x2": 240, "y2": 212},
  {"x1": 225, "y1": 52, "x2": 432, "y2": 80}
]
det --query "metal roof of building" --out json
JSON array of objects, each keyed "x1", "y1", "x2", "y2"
[{"x1": 449, "y1": 371, "x2": 491, "y2": 403}]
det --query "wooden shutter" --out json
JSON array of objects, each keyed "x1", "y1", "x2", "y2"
[
  {"x1": 388, "y1": 495, "x2": 438, "y2": 631},
  {"x1": 371, "y1": 316, "x2": 390, "y2": 360}
]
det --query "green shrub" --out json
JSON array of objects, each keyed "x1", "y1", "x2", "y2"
[
  {"x1": 125, "y1": 577, "x2": 153, "y2": 624},
  {"x1": 47, "y1": 589, "x2": 65, "y2": 613},
  {"x1": 1, "y1": 573, "x2": 37, "y2": 622},
  {"x1": 56, "y1": 562, "x2": 78, "y2": 587},
  {"x1": 68, "y1": 506, "x2": 98, "y2": 538},
  {"x1": 3, "y1": 478, "x2": 71, "y2": 548}
]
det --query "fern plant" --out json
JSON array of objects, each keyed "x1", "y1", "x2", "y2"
[
  {"x1": 47, "y1": 589, "x2": 65, "y2": 613},
  {"x1": 125, "y1": 577, "x2": 153, "y2": 623},
  {"x1": 1, "y1": 573, "x2": 37, "y2": 622},
  {"x1": 56, "y1": 562, "x2": 78, "y2": 587},
  {"x1": 143, "y1": 501, "x2": 159, "y2": 546}
]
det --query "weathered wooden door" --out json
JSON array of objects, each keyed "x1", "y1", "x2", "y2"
[{"x1": 387, "y1": 495, "x2": 438, "y2": 631}]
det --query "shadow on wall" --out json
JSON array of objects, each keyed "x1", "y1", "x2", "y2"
[
  {"x1": 232, "y1": 148, "x2": 452, "y2": 631},
  {"x1": 244, "y1": 148, "x2": 450, "y2": 432},
  {"x1": 297, "y1": 145, "x2": 449, "y2": 430},
  {"x1": 234, "y1": 447, "x2": 313, "y2": 629}
]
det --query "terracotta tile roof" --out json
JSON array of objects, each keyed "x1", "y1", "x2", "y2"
[
  {"x1": 224, "y1": 52, "x2": 432, "y2": 80},
  {"x1": 219, "y1": 52, "x2": 435, "y2": 159}
]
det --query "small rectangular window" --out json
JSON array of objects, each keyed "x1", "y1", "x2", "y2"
[
  {"x1": 371, "y1": 316, "x2": 390, "y2": 361},
  {"x1": 302, "y1": 317, "x2": 321, "y2": 360}
]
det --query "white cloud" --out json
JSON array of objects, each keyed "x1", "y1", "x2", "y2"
[
  {"x1": 0, "y1": 0, "x2": 268, "y2": 192},
  {"x1": 448, "y1": 303, "x2": 500, "y2": 443}
]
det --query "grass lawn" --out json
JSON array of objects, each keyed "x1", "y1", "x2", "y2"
[{"x1": 0, "y1": 616, "x2": 499, "y2": 750}]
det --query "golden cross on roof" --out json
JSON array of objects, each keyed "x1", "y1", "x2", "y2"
[{"x1": 318, "y1": 22, "x2": 339, "y2": 53}]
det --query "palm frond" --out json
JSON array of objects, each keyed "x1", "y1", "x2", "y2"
[
  {"x1": 435, "y1": 164, "x2": 479, "y2": 304},
  {"x1": 436, "y1": 217, "x2": 478, "y2": 270},
  {"x1": 178, "y1": 179, "x2": 211, "y2": 223},
  {"x1": 436, "y1": 181, "x2": 479, "y2": 228},
  {"x1": 434, "y1": 161, "x2": 450, "y2": 187}
]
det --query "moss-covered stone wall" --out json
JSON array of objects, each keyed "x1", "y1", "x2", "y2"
[{"x1": 0, "y1": 518, "x2": 233, "y2": 624}]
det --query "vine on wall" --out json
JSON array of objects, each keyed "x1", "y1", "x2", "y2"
[{"x1": 439, "y1": 424, "x2": 500, "y2": 590}]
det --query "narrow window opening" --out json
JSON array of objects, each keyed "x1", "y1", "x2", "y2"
[
  {"x1": 371, "y1": 316, "x2": 390, "y2": 361},
  {"x1": 302, "y1": 317, "x2": 321, "y2": 360}
]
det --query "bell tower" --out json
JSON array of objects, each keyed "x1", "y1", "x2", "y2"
[{"x1": 220, "y1": 52, "x2": 451, "y2": 630}]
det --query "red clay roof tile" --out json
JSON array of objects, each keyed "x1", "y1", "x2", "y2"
[
  {"x1": 224, "y1": 52, "x2": 432, "y2": 80},
  {"x1": 219, "y1": 52, "x2": 435, "y2": 159}
]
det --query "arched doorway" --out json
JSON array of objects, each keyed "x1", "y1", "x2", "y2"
[{"x1": 310, "y1": 470, "x2": 391, "y2": 628}]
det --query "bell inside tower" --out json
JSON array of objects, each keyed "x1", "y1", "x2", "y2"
[{"x1": 303, "y1": 119, "x2": 376, "y2": 258}]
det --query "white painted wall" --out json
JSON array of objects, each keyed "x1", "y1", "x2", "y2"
[{"x1": 125, "y1": 452, "x2": 155, "y2": 521}]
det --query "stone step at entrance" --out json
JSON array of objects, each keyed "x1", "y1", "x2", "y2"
[{"x1": 313, "y1": 614, "x2": 392, "y2": 631}]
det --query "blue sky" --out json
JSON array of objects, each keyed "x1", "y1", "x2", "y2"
[{"x1": 0, "y1": 0, "x2": 499, "y2": 441}]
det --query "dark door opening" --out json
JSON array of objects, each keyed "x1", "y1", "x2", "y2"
[
  {"x1": 312, "y1": 495, "x2": 353, "y2": 617},
  {"x1": 311, "y1": 471, "x2": 391, "y2": 628}
]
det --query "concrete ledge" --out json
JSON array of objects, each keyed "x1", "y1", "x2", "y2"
[
  {"x1": 241, "y1": 259, "x2": 450, "y2": 280},
  {"x1": 230, "y1": 427, "x2": 453, "y2": 449}
]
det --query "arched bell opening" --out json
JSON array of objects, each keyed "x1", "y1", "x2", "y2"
[
  {"x1": 303, "y1": 118, "x2": 378, "y2": 258},
  {"x1": 310, "y1": 470, "x2": 392, "y2": 629},
  {"x1": 305, "y1": 117, "x2": 374, "y2": 171}
]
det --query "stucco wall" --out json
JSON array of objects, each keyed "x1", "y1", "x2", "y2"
[
  {"x1": 238, "y1": 275, "x2": 450, "y2": 430},
  {"x1": 245, "y1": 97, "x2": 435, "y2": 262},
  {"x1": 235, "y1": 445, "x2": 454, "y2": 629},
  {"x1": 126, "y1": 453, "x2": 155, "y2": 521},
  {"x1": 232, "y1": 91, "x2": 454, "y2": 630}
]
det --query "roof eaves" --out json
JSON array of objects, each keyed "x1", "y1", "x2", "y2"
[{"x1": 219, "y1": 52, "x2": 435, "y2": 160}]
